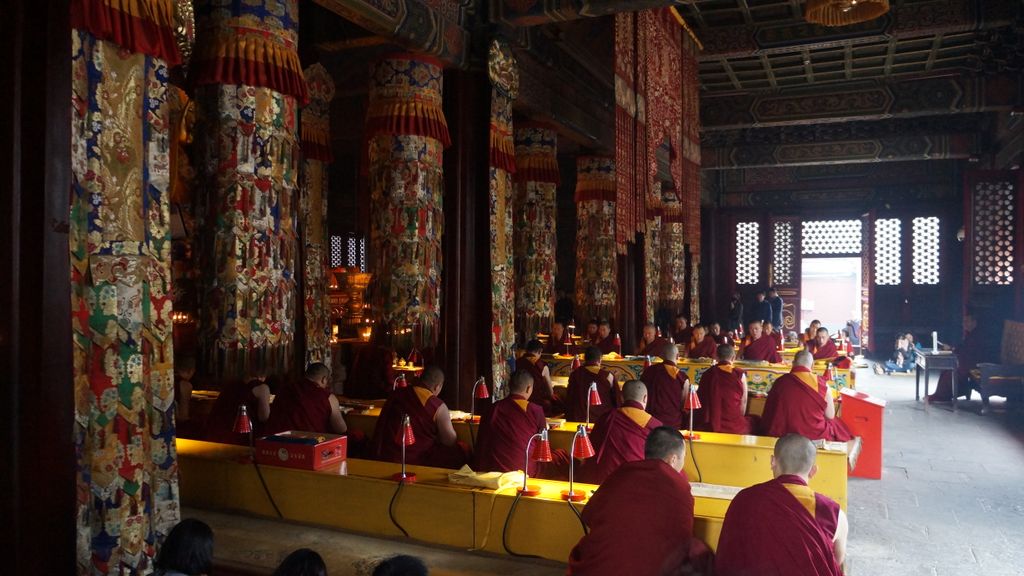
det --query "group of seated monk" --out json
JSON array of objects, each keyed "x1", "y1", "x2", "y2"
[
  {"x1": 569, "y1": 431, "x2": 848, "y2": 576},
  {"x1": 739, "y1": 319, "x2": 784, "y2": 363}
]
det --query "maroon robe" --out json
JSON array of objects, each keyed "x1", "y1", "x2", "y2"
[
  {"x1": 929, "y1": 329, "x2": 983, "y2": 401},
  {"x1": 759, "y1": 367, "x2": 852, "y2": 441},
  {"x1": 371, "y1": 385, "x2": 466, "y2": 469},
  {"x1": 688, "y1": 335, "x2": 719, "y2": 359},
  {"x1": 205, "y1": 378, "x2": 264, "y2": 444},
  {"x1": 809, "y1": 339, "x2": 838, "y2": 360},
  {"x1": 474, "y1": 393, "x2": 548, "y2": 475},
  {"x1": 696, "y1": 365, "x2": 750, "y2": 434},
  {"x1": 581, "y1": 400, "x2": 662, "y2": 484},
  {"x1": 543, "y1": 334, "x2": 568, "y2": 354},
  {"x1": 521, "y1": 354, "x2": 563, "y2": 416},
  {"x1": 637, "y1": 336, "x2": 670, "y2": 357},
  {"x1": 264, "y1": 378, "x2": 335, "y2": 435},
  {"x1": 596, "y1": 334, "x2": 618, "y2": 354},
  {"x1": 569, "y1": 459, "x2": 696, "y2": 576},
  {"x1": 565, "y1": 364, "x2": 616, "y2": 423},
  {"x1": 716, "y1": 475, "x2": 843, "y2": 576},
  {"x1": 639, "y1": 361, "x2": 689, "y2": 429},
  {"x1": 741, "y1": 335, "x2": 783, "y2": 363}
]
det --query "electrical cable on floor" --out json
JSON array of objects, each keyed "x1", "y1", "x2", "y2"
[
  {"x1": 502, "y1": 491, "x2": 542, "y2": 558},
  {"x1": 688, "y1": 435, "x2": 703, "y2": 483},
  {"x1": 252, "y1": 461, "x2": 283, "y2": 519},
  {"x1": 388, "y1": 480, "x2": 410, "y2": 537},
  {"x1": 567, "y1": 499, "x2": 588, "y2": 535}
]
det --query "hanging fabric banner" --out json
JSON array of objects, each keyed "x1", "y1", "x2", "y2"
[
  {"x1": 194, "y1": 0, "x2": 304, "y2": 379},
  {"x1": 70, "y1": 0, "x2": 181, "y2": 65},
  {"x1": 660, "y1": 197, "x2": 687, "y2": 316},
  {"x1": 366, "y1": 54, "x2": 448, "y2": 346},
  {"x1": 514, "y1": 124, "x2": 559, "y2": 340},
  {"x1": 488, "y1": 39, "x2": 519, "y2": 398},
  {"x1": 301, "y1": 63, "x2": 335, "y2": 365},
  {"x1": 681, "y1": 32, "x2": 702, "y2": 254},
  {"x1": 70, "y1": 26, "x2": 180, "y2": 573},
  {"x1": 644, "y1": 212, "x2": 662, "y2": 324},
  {"x1": 575, "y1": 156, "x2": 618, "y2": 324}
]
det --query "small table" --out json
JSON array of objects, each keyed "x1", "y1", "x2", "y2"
[{"x1": 915, "y1": 349, "x2": 958, "y2": 412}]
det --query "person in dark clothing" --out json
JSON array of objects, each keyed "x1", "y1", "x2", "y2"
[
  {"x1": 749, "y1": 291, "x2": 773, "y2": 326},
  {"x1": 727, "y1": 293, "x2": 744, "y2": 333},
  {"x1": 767, "y1": 287, "x2": 784, "y2": 331}
]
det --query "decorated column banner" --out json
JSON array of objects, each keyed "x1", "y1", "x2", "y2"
[
  {"x1": 488, "y1": 40, "x2": 519, "y2": 397},
  {"x1": 513, "y1": 125, "x2": 558, "y2": 343},
  {"x1": 644, "y1": 210, "x2": 662, "y2": 324},
  {"x1": 192, "y1": 0, "x2": 306, "y2": 379},
  {"x1": 69, "y1": 0, "x2": 182, "y2": 570},
  {"x1": 365, "y1": 54, "x2": 450, "y2": 346},
  {"x1": 660, "y1": 197, "x2": 687, "y2": 317},
  {"x1": 301, "y1": 64, "x2": 335, "y2": 365},
  {"x1": 575, "y1": 156, "x2": 618, "y2": 324},
  {"x1": 690, "y1": 250, "x2": 701, "y2": 325}
]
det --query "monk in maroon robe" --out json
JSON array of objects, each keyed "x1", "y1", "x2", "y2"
[
  {"x1": 565, "y1": 346, "x2": 616, "y2": 423},
  {"x1": 521, "y1": 339, "x2": 563, "y2": 416},
  {"x1": 585, "y1": 319, "x2": 599, "y2": 344},
  {"x1": 671, "y1": 314, "x2": 692, "y2": 347},
  {"x1": 716, "y1": 434, "x2": 848, "y2": 576},
  {"x1": 636, "y1": 322, "x2": 669, "y2": 356},
  {"x1": 740, "y1": 320, "x2": 783, "y2": 363},
  {"x1": 594, "y1": 319, "x2": 618, "y2": 354},
  {"x1": 760, "y1": 352, "x2": 853, "y2": 443},
  {"x1": 205, "y1": 369, "x2": 272, "y2": 444},
  {"x1": 696, "y1": 345, "x2": 751, "y2": 434},
  {"x1": 474, "y1": 370, "x2": 568, "y2": 476},
  {"x1": 265, "y1": 363, "x2": 348, "y2": 436},
  {"x1": 543, "y1": 321, "x2": 568, "y2": 354},
  {"x1": 709, "y1": 322, "x2": 730, "y2": 346},
  {"x1": 371, "y1": 366, "x2": 467, "y2": 469},
  {"x1": 581, "y1": 380, "x2": 662, "y2": 484},
  {"x1": 929, "y1": 315, "x2": 984, "y2": 402},
  {"x1": 687, "y1": 325, "x2": 719, "y2": 359},
  {"x1": 569, "y1": 427, "x2": 709, "y2": 576},
  {"x1": 639, "y1": 342, "x2": 690, "y2": 429},
  {"x1": 809, "y1": 327, "x2": 839, "y2": 360},
  {"x1": 765, "y1": 322, "x2": 784, "y2": 349},
  {"x1": 801, "y1": 320, "x2": 822, "y2": 346}
]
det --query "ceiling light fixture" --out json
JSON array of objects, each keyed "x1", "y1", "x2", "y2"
[{"x1": 806, "y1": 0, "x2": 889, "y2": 27}]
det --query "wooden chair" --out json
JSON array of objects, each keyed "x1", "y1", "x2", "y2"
[{"x1": 977, "y1": 319, "x2": 1024, "y2": 412}]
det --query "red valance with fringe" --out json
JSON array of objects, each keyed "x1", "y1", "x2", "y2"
[
  {"x1": 301, "y1": 123, "x2": 333, "y2": 163},
  {"x1": 515, "y1": 155, "x2": 560, "y2": 184},
  {"x1": 192, "y1": 26, "x2": 308, "y2": 104},
  {"x1": 490, "y1": 130, "x2": 517, "y2": 174},
  {"x1": 71, "y1": 0, "x2": 181, "y2": 64},
  {"x1": 366, "y1": 54, "x2": 451, "y2": 148}
]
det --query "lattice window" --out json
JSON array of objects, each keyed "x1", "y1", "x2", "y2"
[
  {"x1": 874, "y1": 218, "x2": 901, "y2": 286},
  {"x1": 330, "y1": 235, "x2": 343, "y2": 268},
  {"x1": 802, "y1": 219, "x2": 862, "y2": 255},
  {"x1": 736, "y1": 221, "x2": 760, "y2": 285},
  {"x1": 772, "y1": 221, "x2": 793, "y2": 285},
  {"x1": 973, "y1": 181, "x2": 1016, "y2": 285},
  {"x1": 912, "y1": 217, "x2": 940, "y2": 285}
]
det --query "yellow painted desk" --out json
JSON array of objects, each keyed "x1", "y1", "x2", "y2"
[
  {"x1": 177, "y1": 439, "x2": 732, "y2": 561},
  {"x1": 344, "y1": 412, "x2": 847, "y2": 510}
]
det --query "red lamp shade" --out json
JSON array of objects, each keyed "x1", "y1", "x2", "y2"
[
  {"x1": 573, "y1": 425, "x2": 596, "y2": 459},
  {"x1": 530, "y1": 430, "x2": 553, "y2": 462},
  {"x1": 233, "y1": 404, "x2": 253, "y2": 434},
  {"x1": 685, "y1": 386, "x2": 702, "y2": 411},
  {"x1": 656, "y1": 326, "x2": 662, "y2": 337},
  {"x1": 643, "y1": 355, "x2": 652, "y2": 369},
  {"x1": 588, "y1": 383, "x2": 603, "y2": 406},
  {"x1": 397, "y1": 415, "x2": 416, "y2": 446},
  {"x1": 570, "y1": 355, "x2": 581, "y2": 370},
  {"x1": 394, "y1": 373, "x2": 407, "y2": 389},
  {"x1": 407, "y1": 348, "x2": 421, "y2": 366},
  {"x1": 613, "y1": 333, "x2": 621, "y2": 346},
  {"x1": 474, "y1": 378, "x2": 490, "y2": 399}
]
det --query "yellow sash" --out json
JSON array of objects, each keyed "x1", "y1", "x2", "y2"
[
  {"x1": 792, "y1": 370, "x2": 821, "y2": 392},
  {"x1": 513, "y1": 398, "x2": 530, "y2": 412},
  {"x1": 717, "y1": 363, "x2": 734, "y2": 374},
  {"x1": 621, "y1": 406, "x2": 652, "y2": 429},
  {"x1": 664, "y1": 364, "x2": 680, "y2": 379},
  {"x1": 413, "y1": 386, "x2": 434, "y2": 406},
  {"x1": 782, "y1": 482, "x2": 817, "y2": 519},
  {"x1": 584, "y1": 365, "x2": 602, "y2": 375}
]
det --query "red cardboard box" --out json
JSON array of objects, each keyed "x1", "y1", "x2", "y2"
[{"x1": 255, "y1": 431, "x2": 347, "y2": 471}]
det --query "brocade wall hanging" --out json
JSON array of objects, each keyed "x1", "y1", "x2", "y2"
[
  {"x1": 660, "y1": 199, "x2": 687, "y2": 317},
  {"x1": 70, "y1": 5, "x2": 181, "y2": 569},
  {"x1": 514, "y1": 125, "x2": 559, "y2": 340},
  {"x1": 192, "y1": 0, "x2": 304, "y2": 379},
  {"x1": 488, "y1": 39, "x2": 518, "y2": 397},
  {"x1": 681, "y1": 32, "x2": 702, "y2": 253},
  {"x1": 366, "y1": 54, "x2": 449, "y2": 346},
  {"x1": 301, "y1": 63, "x2": 335, "y2": 365},
  {"x1": 575, "y1": 156, "x2": 618, "y2": 323}
]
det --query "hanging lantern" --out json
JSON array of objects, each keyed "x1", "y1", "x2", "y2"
[{"x1": 805, "y1": 0, "x2": 889, "y2": 27}]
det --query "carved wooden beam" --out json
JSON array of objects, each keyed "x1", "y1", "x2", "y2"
[
  {"x1": 314, "y1": 0, "x2": 469, "y2": 66},
  {"x1": 491, "y1": 0, "x2": 685, "y2": 27},
  {"x1": 697, "y1": 0, "x2": 1017, "y2": 59},
  {"x1": 702, "y1": 74, "x2": 1022, "y2": 130}
]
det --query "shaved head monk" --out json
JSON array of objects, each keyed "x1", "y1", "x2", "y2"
[
  {"x1": 687, "y1": 324, "x2": 718, "y2": 359},
  {"x1": 809, "y1": 327, "x2": 839, "y2": 360},
  {"x1": 371, "y1": 366, "x2": 467, "y2": 469},
  {"x1": 594, "y1": 319, "x2": 616, "y2": 354},
  {"x1": 760, "y1": 351, "x2": 856, "y2": 448},
  {"x1": 265, "y1": 363, "x2": 347, "y2": 435},
  {"x1": 520, "y1": 339, "x2": 562, "y2": 416},
  {"x1": 671, "y1": 314, "x2": 692, "y2": 346},
  {"x1": 715, "y1": 434, "x2": 848, "y2": 576},
  {"x1": 740, "y1": 319, "x2": 782, "y2": 363},
  {"x1": 639, "y1": 342, "x2": 690, "y2": 429},
  {"x1": 569, "y1": 427, "x2": 705, "y2": 576},
  {"x1": 474, "y1": 370, "x2": 568, "y2": 476},
  {"x1": 637, "y1": 322, "x2": 669, "y2": 356},
  {"x1": 543, "y1": 321, "x2": 567, "y2": 354},
  {"x1": 802, "y1": 319, "x2": 822, "y2": 344},
  {"x1": 764, "y1": 321, "x2": 783, "y2": 349},
  {"x1": 696, "y1": 344, "x2": 751, "y2": 434},
  {"x1": 565, "y1": 346, "x2": 616, "y2": 423},
  {"x1": 582, "y1": 380, "x2": 662, "y2": 484}
]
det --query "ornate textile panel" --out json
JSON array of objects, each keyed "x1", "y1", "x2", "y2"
[
  {"x1": 575, "y1": 157, "x2": 618, "y2": 323},
  {"x1": 644, "y1": 215, "x2": 662, "y2": 322},
  {"x1": 195, "y1": 84, "x2": 300, "y2": 378},
  {"x1": 660, "y1": 214, "x2": 686, "y2": 314},
  {"x1": 70, "y1": 29, "x2": 179, "y2": 574},
  {"x1": 366, "y1": 55, "x2": 447, "y2": 345},
  {"x1": 489, "y1": 89, "x2": 516, "y2": 396},
  {"x1": 689, "y1": 250, "x2": 700, "y2": 324},
  {"x1": 301, "y1": 64, "x2": 335, "y2": 365},
  {"x1": 513, "y1": 126, "x2": 558, "y2": 340},
  {"x1": 680, "y1": 33, "x2": 701, "y2": 251}
]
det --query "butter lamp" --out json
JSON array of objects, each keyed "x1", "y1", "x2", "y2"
[
  {"x1": 586, "y1": 382, "x2": 602, "y2": 427},
  {"x1": 519, "y1": 429, "x2": 553, "y2": 496},
  {"x1": 562, "y1": 424, "x2": 595, "y2": 502},
  {"x1": 392, "y1": 414, "x2": 417, "y2": 483}
]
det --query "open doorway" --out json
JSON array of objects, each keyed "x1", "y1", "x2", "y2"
[{"x1": 800, "y1": 257, "x2": 862, "y2": 336}]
